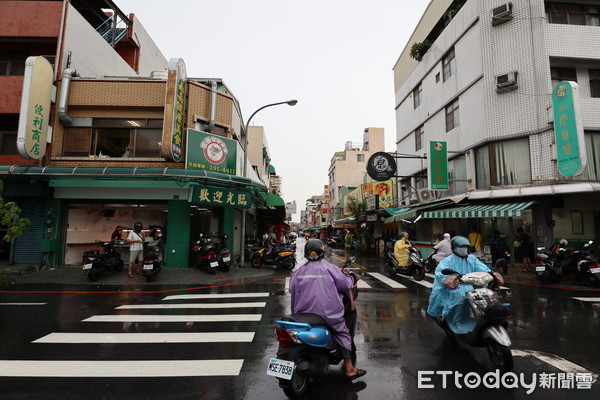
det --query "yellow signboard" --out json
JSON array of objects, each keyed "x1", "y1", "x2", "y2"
[
  {"x1": 17, "y1": 56, "x2": 53, "y2": 159},
  {"x1": 162, "y1": 58, "x2": 187, "y2": 162}
]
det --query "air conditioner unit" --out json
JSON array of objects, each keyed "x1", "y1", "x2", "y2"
[
  {"x1": 496, "y1": 71, "x2": 517, "y2": 88},
  {"x1": 417, "y1": 188, "x2": 435, "y2": 203},
  {"x1": 492, "y1": 3, "x2": 513, "y2": 26}
]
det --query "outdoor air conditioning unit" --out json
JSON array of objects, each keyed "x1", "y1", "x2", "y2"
[
  {"x1": 492, "y1": 3, "x2": 513, "y2": 26},
  {"x1": 497, "y1": 71, "x2": 517, "y2": 88},
  {"x1": 417, "y1": 188, "x2": 435, "y2": 203}
]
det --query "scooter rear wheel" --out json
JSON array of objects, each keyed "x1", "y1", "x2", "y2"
[
  {"x1": 486, "y1": 339, "x2": 513, "y2": 372},
  {"x1": 250, "y1": 257, "x2": 261, "y2": 268},
  {"x1": 87, "y1": 267, "x2": 100, "y2": 282},
  {"x1": 282, "y1": 368, "x2": 309, "y2": 400},
  {"x1": 386, "y1": 262, "x2": 397, "y2": 278},
  {"x1": 412, "y1": 266, "x2": 425, "y2": 281}
]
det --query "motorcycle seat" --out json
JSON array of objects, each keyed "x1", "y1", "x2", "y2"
[{"x1": 281, "y1": 313, "x2": 328, "y2": 327}]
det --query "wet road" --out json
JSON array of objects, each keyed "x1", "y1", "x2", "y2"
[{"x1": 1, "y1": 252, "x2": 600, "y2": 399}]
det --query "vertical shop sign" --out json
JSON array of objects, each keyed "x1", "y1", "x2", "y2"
[
  {"x1": 186, "y1": 129, "x2": 237, "y2": 174},
  {"x1": 552, "y1": 81, "x2": 587, "y2": 177},
  {"x1": 162, "y1": 58, "x2": 187, "y2": 162},
  {"x1": 428, "y1": 141, "x2": 449, "y2": 190},
  {"x1": 17, "y1": 56, "x2": 53, "y2": 159}
]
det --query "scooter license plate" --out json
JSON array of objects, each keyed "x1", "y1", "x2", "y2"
[
  {"x1": 266, "y1": 358, "x2": 295, "y2": 380},
  {"x1": 535, "y1": 266, "x2": 546, "y2": 272},
  {"x1": 143, "y1": 264, "x2": 154, "y2": 270},
  {"x1": 223, "y1": 256, "x2": 231, "y2": 262},
  {"x1": 590, "y1": 267, "x2": 600, "y2": 274},
  {"x1": 83, "y1": 263, "x2": 92, "y2": 270},
  {"x1": 210, "y1": 261, "x2": 219, "y2": 268}
]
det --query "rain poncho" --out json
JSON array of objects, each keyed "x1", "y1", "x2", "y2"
[
  {"x1": 427, "y1": 253, "x2": 491, "y2": 334},
  {"x1": 433, "y1": 238, "x2": 452, "y2": 262},
  {"x1": 289, "y1": 260, "x2": 355, "y2": 351},
  {"x1": 394, "y1": 238, "x2": 411, "y2": 267}
]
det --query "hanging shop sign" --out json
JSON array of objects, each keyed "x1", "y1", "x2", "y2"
[
  {"x1": 17, "y1": 56, "x2": 53, "y2": 160},
  {"x1": 162, "y1": 58, "x2": 187, "y2": 162},
  {"x1": 343, "y1": 186, "x2": 363, "y2": 216},
  {"x1": 362, "y1": 180, "x2": 393, "y2": 208},
  {"x1": 365, "y1": 195, "x2": 379, "y2": 211},
  {"x1": 428, "y1": 141, "x2": 449, "y2": 190},
  {"x1": 190, "y1": 186, "x2": 251, "y2": 208},
  {"x1": 367, "y1": 152, "x2": 397, "y2": 181},
  {"x1": 186, "y1": 128, "x2": 237, "y2": 175},
  {"x1": 552, "y1": 81, "x2": 587, "y2": 177}
]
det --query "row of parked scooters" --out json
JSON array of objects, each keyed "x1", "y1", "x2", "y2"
[
  {"x1": 535, "y1": 240, "x2": 600, "y2": 286},
  {"x1": 190, "y1": 233, "x2": 232, "y2": 274}
]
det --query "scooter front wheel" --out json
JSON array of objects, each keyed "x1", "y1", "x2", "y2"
[
  {"x1": 486, "y1": 339, "x2": 513, "y2": 372},
  {"x1": 412, "y1": 266, "x2": 425, "y2": 281},
  {"x1": 250, "y1": 257, "x2": 261, "y2": 268}
]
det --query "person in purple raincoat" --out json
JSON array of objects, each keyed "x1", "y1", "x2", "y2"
[{"x1": 289, "y1": 239, "x2": 367, "y2": 380}]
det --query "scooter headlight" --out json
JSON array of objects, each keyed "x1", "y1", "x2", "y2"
[{"x1": 466, "y1": 274, "x2": 493, "y2": 287}]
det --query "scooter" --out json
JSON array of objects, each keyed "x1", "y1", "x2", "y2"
[
  {"x1": 575, "y1": 241, "x2": 600, "y2": 286},
  {"x1": 82, "y1": 242, "x2": 124, "y2": 282},
  {"x1": 535, "y1": 247, "x2": 568, "y2": 285},
  {"x1": 251, "y1": 240, "x2": 296, "y2": 270},
  {"x1": 432, "y1": 260, "x2": 513, "y2": 372},
  {"x1": 191, "y1": 234, "x2": 219, "y2": 274},
  {"x1": 424, "y1": 249, "x2": 438, "y2": 273},
  {"x1": 214, "y1": 233, "x2": 231, "y2": 272},
  {"x1": 140, "y1": 239, "x2": 162, "y2": 282},
  {"x1": 384, "y1": 245, "x2": 426, "y2": 281},
  {"x1": 268, "y1": 257, "x2": 359, "y2": 399}
]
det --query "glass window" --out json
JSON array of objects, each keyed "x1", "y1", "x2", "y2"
[
  {"x1": 0, "y1": 53, "x2": 27, "y2": 76},
  {"x1": 476, "y1": 138, "x2": 532, "y2": 188},
  {"x1": 442, "y1": 48, "x2": 456, "y2": 81},
  {"x1": 590, "y1": 69, "x2": 600, "y2": 98},
  {"x1": 0, "y1": 132, "x2": 18, "y2": 155},
  {"x1": 357, "y1": 154, "x2": 365, "y2": 162},
  {"x1": 445, "y1": 99, "x2": 460, "y2": 132},
  {"x1": 413, "y1": 82, "x2": 423, "y2": 109},
  {"x1": 569, "y1": 133, "x2": 600, "y2": 181},
  {"x1": 545, "y1": 2, "x2": 600, "y2": 26},
  {"x1": 448, "y1": 156, "x2": 467, "y2": 194},
  {"x1": 415, "y1": 125, "x2": 424, "y2": 151},
  {"x1": 551, "y1": 67, "x2": 577, "y2": 89}
]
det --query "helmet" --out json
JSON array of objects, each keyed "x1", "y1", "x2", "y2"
[
  {"x1": 304, "y1": 239, "x2": 325, "y2": 261},
  {"x1": 400, "y1": 232, "x2": 409, "y2": 239},
  {"x1": 451, "y1": 236, "x2": 471, "y2": 258},
  {"x1": 559, "y1": 238, "x2": 568, "y2": 246},
  {"x1": 133, "y1": 222, "x2": 143, "y2": 232}
]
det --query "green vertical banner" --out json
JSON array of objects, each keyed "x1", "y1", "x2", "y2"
[
  {"x1": 552, "y1": 81, "x2": 587, "y2": 177},
  {"x1": 429, "y1": 141, "x2": 448, "y2": 190}
]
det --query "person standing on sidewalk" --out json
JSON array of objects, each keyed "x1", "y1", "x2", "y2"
[
  {"x1": 468, "y1": 226, "x2": 483, "y2": 259},
  {"x1": 126, "y1": 222, "x2": 144, "y2": 278}
]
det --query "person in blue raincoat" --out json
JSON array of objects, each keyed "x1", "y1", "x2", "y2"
[{"x1": 427, "y1": 236, "x2": 504, "y2": 334}]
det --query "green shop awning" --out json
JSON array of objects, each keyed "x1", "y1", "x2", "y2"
[
  {"x1": 383, "y1": 207, "x2": 412, "y2": 224},
  {"x1": 422, "y1": 201, "x2": 535, "y2": 219},
  {"x1": 385, "y1": 201, "x2": 454, "y2": 224},
  {"x1": 259, "y1": 192, "x2": 285, "y2": 207},
  {"x1": 268, "y1": 165, "x2": 276, "y2": 174}
]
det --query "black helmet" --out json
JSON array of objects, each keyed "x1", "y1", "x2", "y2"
[
  {"x1": 304, "y1": 239, "x2": 325, "y2": 261},
  {"x1": 133, "y1": 222, "x2": 143, "y2": 233}
]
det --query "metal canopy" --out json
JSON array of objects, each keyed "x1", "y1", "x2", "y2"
[{"x1": 422, "y1": 201, "x2": 535, "y2": 219}]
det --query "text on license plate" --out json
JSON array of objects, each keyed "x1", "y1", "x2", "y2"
[
  {"x1": 590, "y1": 267, "x2": 600, "y2": 274},
  {"x1": 223, "y1": 256, "x2": 231, "y2": 262},
  {"x1": 83, "y1": 263, "x2": 92, "y2": 270},
  {"x1": 266, "y1": 358, "x2": 295, "y2": 380},
  {"x1": 536, "y1": 266, "x2": 546, "y2": 272},
  {"x1": 210, "y1": 261, "x2": 219, "y2": 268},
  {"x1": 143, "y1": 264, "x2": 154, "y2": 270}
]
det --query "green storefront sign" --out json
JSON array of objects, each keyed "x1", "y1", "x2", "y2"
[
  {"x1": 429, "y1": 141, "x2": 448, "y2": 190},
  {"x1": 552, "y1": 81, "x2": 587, "y2": 177},
  {"x1": 190, "y1": 186, "x2": 251, "y2": 208},
  {"x1": 186, "y1": 129, "x2": 237, "y2": 175}
]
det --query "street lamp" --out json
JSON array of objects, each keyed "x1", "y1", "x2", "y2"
[{"x1": 239, "y1": 99, "x2": 298, "y2": 267}]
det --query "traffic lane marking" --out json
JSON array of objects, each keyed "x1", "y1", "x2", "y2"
[
  {"x1": 33, "y1": 332, "x2": 255, "y2": 343},
  {"x1": 116, "y1": 302, "x2": 266, "y2": 309},
  {"x1": 82, "y1": 314, "x2": 263, "y2": 322}
]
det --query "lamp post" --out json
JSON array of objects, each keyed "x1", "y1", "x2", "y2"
[{"x1": 239, "y1": 99, "x2": 297, "y2": 267}]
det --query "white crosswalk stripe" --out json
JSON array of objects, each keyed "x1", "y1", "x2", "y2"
[
  {"x1": 116, "y1": 302, "x2": 266, "y2": 309},
  {"x1": 368, "y1": 272, "x2": 407, "y2": 289},
  {"x1": 573, "y1": 297, "x2": 600, "y2": 302},
  {"x1": 33, "y1": 332, "x2": 255, "y2": 343},
  {"x1": 0, "y1": 303, "x2": 47, "y2": 306},
  {"x1": 162, "y1": 292, "x2": 270, "y2": 301},
  {"x1": 393, "y1": 274, "x2": 434, "y2": 288},
  {"x1": 83, "y1": 314, "x2": 263, "y2": 323}
]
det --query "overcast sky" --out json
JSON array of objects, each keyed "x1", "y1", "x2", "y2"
[{"x1": 116, "y1": 0, "x2": 430, "y2": 222}]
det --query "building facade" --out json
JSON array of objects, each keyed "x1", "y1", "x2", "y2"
[{"x1": 393, "y1": 0, "x2": 600, "y2": 258}]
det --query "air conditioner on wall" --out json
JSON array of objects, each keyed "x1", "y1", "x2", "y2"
[
  {"x1": 496, "y1": 71, "x2": 517, "y2": 88},
  {"x1": 417, "y1": 188, "x2": 436, "y2": 203},
  {"x1": 492, "y1": 3, "x2": 513, "y2": 26}
]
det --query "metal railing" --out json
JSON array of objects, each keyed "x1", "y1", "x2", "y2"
[{"x1": 96, "y1": 15, "x2": 128, "y2": 47}]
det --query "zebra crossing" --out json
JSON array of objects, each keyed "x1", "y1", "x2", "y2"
[
  {"x1": 284, "y1": 271, "x2": 436, "y2": 291},
  {"x1": 0, "y1": 292, "x2": 268, "y2": 378}
]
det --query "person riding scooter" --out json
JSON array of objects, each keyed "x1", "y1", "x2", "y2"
[
  {"x1": 394, "y1": 232, "x2": 412, "y2": 267},
  {"x1": 427, "y1": 236, "x2": 504, "y2": 334},
  {"x1": 432, "y1": 233, "x2": 452, "y2": 264},
  {"x1": 289, "y1": 239, "x2": 366, "y2": 380}
]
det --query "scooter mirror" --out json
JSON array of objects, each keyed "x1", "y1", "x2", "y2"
[
  {"x1": 349, "y1": 256, "x2": 356, "y2": 264},
  {"x1": 441, "y1": 268, "x2": 457, "y2": 275}
]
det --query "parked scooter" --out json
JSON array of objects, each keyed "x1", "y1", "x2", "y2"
[
  {"x1": 82, "y1": 242, "x2": 124, "y2": 282},
  {"x1": 384, "y1": 244, "x2": 426, "y2": 281},
  {"x1": 251, "y1": 239, "x2": 296, "y2": 270},
  {"x1": 214, "y1": 233, "x2": 231, "y2": 272},
  {"x1": 139, "y1": 239, "x2": 162, "y2": 282},
  {"x1": 575, "y1": 241, "x2": 600, "y2": 286},
  {"x1": 268, "y1": 257, "x2": 359, "y2": 399},
  {"x1": 535, "y1": 247, "x2": 571, "y2": 285},
  {"x1": 326, "y1": 235, "x2": 344, "y2": 249},
  {"x1": 191, "y1": 234, "x2": 219, "y2": 274},
  {"x1": 431, "y1": 260, "x2": 513, "y2": 372}
]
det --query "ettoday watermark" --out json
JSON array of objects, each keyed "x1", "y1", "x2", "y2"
[{"x1": 418, "y1": 370, "x2": 594, "y2": 394}]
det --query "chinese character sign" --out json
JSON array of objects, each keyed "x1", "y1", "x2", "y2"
[
  {"x1": 428, "y1": 141, "x2": 449, "y2": 190},
  {"x1": 162, "y1": 58, "x2": 187, "y2": 162},
  {"x1": 17, "y1": 56, "x2": 53, "y2": 160},
  {"x1": 552, "y1": 81, "x2": 587, "y2": 177},
  {"x1": 186, "y1": 129, "x2": 238, "y2": 175},
  {"x1": 190, "y1": 186, "x2": 251, "y2": 208},
  {"x1": 362, "y1": 180, "x2": 393, "y2": 208}
]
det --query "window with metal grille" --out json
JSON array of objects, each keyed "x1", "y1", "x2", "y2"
[
  {"x1": 550, "y1": 67, "x2": 577, "y2": 89},
  {"x1": 415, "y1": 125, "x2": 424, "y2": 151},
  {"x1": 590, "y1": 69, "x2": 600, "y2": 98},
  {"x1": 413, "y1": 82, "x2": 423, "y2": 109}
]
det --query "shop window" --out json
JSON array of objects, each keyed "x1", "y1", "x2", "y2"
[
  {"x1": 445, "y1": 99, "x2": 460, "y2": 132},
  {"x1": 357, "y1": 154, "x2": 365, "y2": 162},
  {"x1": 590, "y1": 69, "x2": 600, "y2": 98},
  {"x1": 568, "y1": 132, "x2": 600, "y2": 181},
  {"x1": 62, "y1": 119, "x2": 163, "y2": 158},
  {"x1": 475, "y1": 137, "x2": 532, "y2": 188},
  {"x1": 545, "y1": 3, "x2": 600, "y2": 26}
]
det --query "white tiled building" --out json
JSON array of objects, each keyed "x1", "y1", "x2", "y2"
[{"x1": 393, "y1": 0, "x2": 600, "y2": 249}]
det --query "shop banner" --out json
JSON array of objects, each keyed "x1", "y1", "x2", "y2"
[
  {"x1": 362, "y1": 180, "x2": 393, "y2": 208},
  {"x1": 552, "y1": 81, "x2": 587, "y2": 177},
  {"x1": 428, "y1": 141, "x2": 449, "y2": 190},
  {"x1": 365, "y1": 195, "x2": 379, "y2": 211},
  {"x1": 186, "y1": 129, "x2": 237, "y2": 175},
  {"x1": 162, "y1": 58, "x2": 187, "y2": 162},
  {"x1": 343, "y1": 186, "x2": 363, "y2": 215},
  {"x1": 190, "y1": 186, "x2": 251, "y2": 208}
]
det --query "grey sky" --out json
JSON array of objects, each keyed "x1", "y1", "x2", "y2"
[{"x1": 116, "y1": 0, "x2": 429, "y2": 222}]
